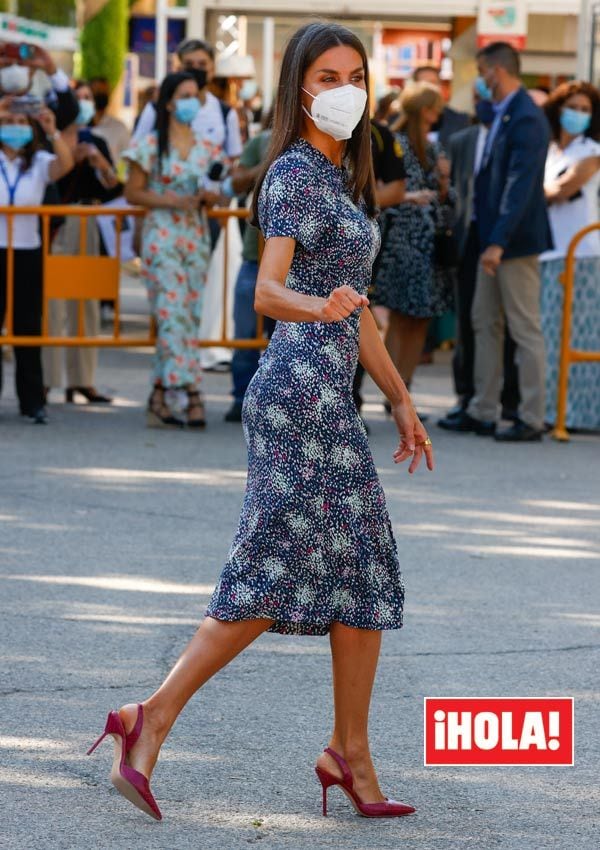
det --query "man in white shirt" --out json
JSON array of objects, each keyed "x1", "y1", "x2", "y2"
[{"x1": 132, "y1": 38, "x2": 242, "y2": 161}]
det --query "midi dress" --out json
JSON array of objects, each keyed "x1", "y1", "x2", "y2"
[
  {"x1": 371, "y1": 132, "x2": 454, "y2": 317},
  {"x1": 204, "y1": 138, "x2": 405, "y2": 636},
  {"x1": 122, "y1": 131, "x2": 218, "y2": 388}
]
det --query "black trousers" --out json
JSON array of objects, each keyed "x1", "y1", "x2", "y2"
[
  {"x1": 453, "y1": 223, "x2": 520, "y2": 414},
  {"x1": 0, "y1": 247, "x2": 44, "y2": 414}
]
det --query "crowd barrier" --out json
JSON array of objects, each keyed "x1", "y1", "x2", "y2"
[
  {"x1": 552, "y1": 222, "x2": 600, "y2": 442},
  {"x1": 0, "y1": 204, "x2": 266, "y2": 350}
]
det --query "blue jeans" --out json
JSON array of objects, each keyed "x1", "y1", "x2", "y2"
[{"x1": 231, "y1": 260, "x2": 274, "y2": 404}]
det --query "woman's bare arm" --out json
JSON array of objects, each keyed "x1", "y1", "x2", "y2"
[
  {"x1": 358, "y1": 307, "x2": 434, "y2": 471},
  {"x1": 254, "y1": 236, "x2": 368, "y2": 323},
  {"x1": 124, "y1": 161, "x2": 199, "y2": 211},
  {"x1": 545, "y1": 156, "x2": 600, "y2": 203}
]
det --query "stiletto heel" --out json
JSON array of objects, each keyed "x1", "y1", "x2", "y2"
[
  {"x1": 87, "y1": 704, "x2": 162, "y2": 821},
  {"x1": 314, "y1": 747, "x2": 416, "y2": 818}
]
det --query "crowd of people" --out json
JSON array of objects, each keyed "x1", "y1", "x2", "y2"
[{"x1": 0, "y1": 35, "x2": 599, "y2": 437}]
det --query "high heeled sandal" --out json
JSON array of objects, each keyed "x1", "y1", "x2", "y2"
[
  {"x1": 186, "y1": 389, "x2": 206, "y2": 428},
  {"x1": 87, "y1": 704, "x2": 162, "y2": 821},
  {"x1": 314, "y1": 747, "x2": 416, "y2": 818},
  {"x1": 146, "y1": 386, "x2": 184, "y2": 429},
  {"x1": 66, "y1": 386, "x2": 113, "y2": 404}
]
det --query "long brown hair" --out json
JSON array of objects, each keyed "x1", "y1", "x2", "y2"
[
  {"x1": 392, "y1": 82, "x2": 443, "y2": 169},
  {"x1": 251, "y1": 21, "x2": 376, "y2": 223},
  {"x1": 544, "y1": 80, "x2": 600, "y2": 142}
]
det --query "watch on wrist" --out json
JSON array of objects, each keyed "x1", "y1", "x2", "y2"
[{"x1": 47, "y1": 130, "x2": 60, "y2": 142}]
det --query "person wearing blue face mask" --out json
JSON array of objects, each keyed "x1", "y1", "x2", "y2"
[
  {"x1": 540, "y1": 81, "x2": 600, "y2": 431},
  {"x1": 441, "y1": 41, "x2": 553, "y2": 443},
  {"x1": 0, "y1": 99, "x2": 73, "y2": 423},
  {"x1": 123, "y1": 72, "x2": 223, "y2": 429},
  {"x1": 438, "y1": 85, "x2": 520, "y2": 429}
]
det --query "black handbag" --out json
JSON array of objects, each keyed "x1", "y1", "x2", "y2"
[{"x1": 434, "y1": 226, "x2": 459, "y2": 268}]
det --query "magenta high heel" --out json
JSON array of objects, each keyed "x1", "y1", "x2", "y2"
[
  {"x1": 315, "y1": 747, "x2": 416, "y2": 818},
  {"x1": 87, "y1": 705, "x2": 162, "y2": 821}
]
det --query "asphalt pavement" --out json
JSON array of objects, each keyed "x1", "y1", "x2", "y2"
[{"x1": 1, "y1": 275, "x2": 599, "y2": 849}]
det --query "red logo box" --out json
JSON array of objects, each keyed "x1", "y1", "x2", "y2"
[{"x1": 424, "y1": 698, "x2": 574, "y2": 766}]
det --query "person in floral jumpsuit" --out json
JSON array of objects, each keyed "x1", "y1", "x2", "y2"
[{"x1": 124, "y1": 72, "x2": 221, "y2": 428}]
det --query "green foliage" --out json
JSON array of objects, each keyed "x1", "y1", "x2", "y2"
[
  {"x1": 15, "y1": 1, "x2": 75, "y2": 27},
  {"x1": 81, "y1": 0, "x2": 127, "y2": 91}
]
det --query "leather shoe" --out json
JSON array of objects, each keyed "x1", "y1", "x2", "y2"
[
  {"x1": 224, "y1": 401, "x2": 243, "y2": 422},
  {"x1": 27, "y1": 407, "x2": 48, "y2": 424},
  {"x1": 437, "y1": 409, "x2": 495, "y2": 435},
  {"x1": 494, "y1": 420, "x2": 543, "y2": 442},
  {"x1": 444, "y1": 403, "x2": 468, "y2": 421}
]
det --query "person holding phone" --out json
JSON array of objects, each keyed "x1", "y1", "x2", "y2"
[
  {"x1": 123, "y1": 72, "x2": 222, "y2": 429},
  {"x1": 0, "y1": 98, "x2": 73, "y2": 423},
  {"x1": 541, "y1": 81, "x2": 600, "y2": 430},
  {"x1": 0, "y1": 41, "x2": 78, "y2": 130},
  {"x1": 42, "y1": 81, "x2": 122, "y2": 406}
]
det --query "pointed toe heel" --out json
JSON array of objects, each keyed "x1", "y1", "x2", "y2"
[
  {"x1": 315, "y1": 747, "x2": 415, "y2": 818},
  {"x1": 87, "y1": 704, "x2": 162, "y2": 821}
]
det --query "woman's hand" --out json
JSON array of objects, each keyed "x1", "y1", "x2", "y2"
[
  {"x1": 318, "y1": 285, "x2": 369, "y2": 323},
  {"x1": 163, "y1": 190, "x2": 202, "y2": 211},
  {"x1": 36, "y1": 107, "x2": 56, "y2": 137},
  {"x1": 390, "y1": 399, "x2": 434, "y2": 474},
  {"x1": 85, "y1": 145, "x2": 112, "y2": 172},
  {"x1": 0, "y1": 94, "x2": 13, "y2": 118},
  {"x1": 198, "y1": 188, "x2": 222, "y2": 208},
  {"x1": 406, "y1": 189, "x2": 436, "y2": 207}
]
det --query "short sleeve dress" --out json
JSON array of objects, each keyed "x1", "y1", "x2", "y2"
[
  {"x1": 204, "y1": 138, "x2": 405, "y2": 636},
  {"x1": 122, "y1": 131, "x2": 218, "y2": 389}
]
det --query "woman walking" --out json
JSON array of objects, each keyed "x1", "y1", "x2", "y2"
[
  {"x1": 372, "y1": 82, "x2": 454, "y2": 399},
  {"x1": 88, "y1": 23, "x2": 433, "y2": 821},
  {"x1": 123, "y1": 72, "x2": 221, "y2": 429}
]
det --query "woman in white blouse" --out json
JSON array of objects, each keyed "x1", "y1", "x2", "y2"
[
  {"x1": 0, "y1": 98, "x2": 72, "y2": 423},
  {"x1": 541, "y1": 81, "x2": 600, "y2": 431}
]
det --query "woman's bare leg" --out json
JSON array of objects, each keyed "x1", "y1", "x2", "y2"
[
  {"x1": 385, "y1": 312, "x2": 430, "y2": 387},
  {"x1": 120, "y1": 616, "x2": 274, "y2": 780},
  {"x1": 315, "y1": 622, "x2": 386, "y2": 803}
]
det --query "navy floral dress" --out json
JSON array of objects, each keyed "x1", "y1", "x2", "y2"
[
  {"x1": 372, "y1": 132, "x2": 454, "y2": 317},
  {"x1": 204, "y1": 138, "x2": 405, "y2": 636}
]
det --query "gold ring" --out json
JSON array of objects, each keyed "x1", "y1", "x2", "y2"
[{"x1": 417, "y1": 438, "x2": 432, "y2": 447}]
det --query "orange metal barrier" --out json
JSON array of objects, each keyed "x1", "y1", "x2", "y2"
[
  {"x1": 0, "y1": 204, "x2": 266, "y2": 350},
  {"x1": 553, "y1": 222, "x2": 600, "y2": 442}
]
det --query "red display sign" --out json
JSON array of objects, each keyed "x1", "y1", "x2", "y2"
[{"x1": 424, "y1": 698, "x2": 574, "y2": 766}]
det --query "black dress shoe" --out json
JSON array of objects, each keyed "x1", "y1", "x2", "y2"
[
  {"x1": 501, "y1": 408, "x2": 520, "y2": 423},
  {"x1": 27, "y1": 407, "x2": 48, "y2": 424},
  {"x1": 444, "y1": 403, "x2": 468, "y2": 421},
  {"x1": 224, "y1": 401, "x2": 243, "y2": 422},
  {"x1": 494, "y1": 420, "x2": 543, "y2": 442},
  {"x1": 437, "y1": 409, "x2": 495, "y2": 435}
]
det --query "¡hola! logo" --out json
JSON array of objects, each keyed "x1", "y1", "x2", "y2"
[{"x1": 424, "y1": 698, "x2": 574, "y2": 766}]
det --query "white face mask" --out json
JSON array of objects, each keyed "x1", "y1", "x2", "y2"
[
  {"x1": 0, "y1": 63, "x2": 31, "y2": 94},
  {"x1": 302, "y1": 84, "x2": 367, "y2": 142}
]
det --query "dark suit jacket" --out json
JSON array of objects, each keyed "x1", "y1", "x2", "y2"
[
  {"x1": 475, "y1": 87, "x2": 553, "y2": 259},
  {"x1": 448, "y1": 124, "x2": 480, "y2": 258},
  {"x1": 439, "y1": 106, "x2": 471, "y2": 150}
]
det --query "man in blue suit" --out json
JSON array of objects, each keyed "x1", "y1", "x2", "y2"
[{"x1": 441, "y1": 42, "x2": 552, "y2": 441}]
